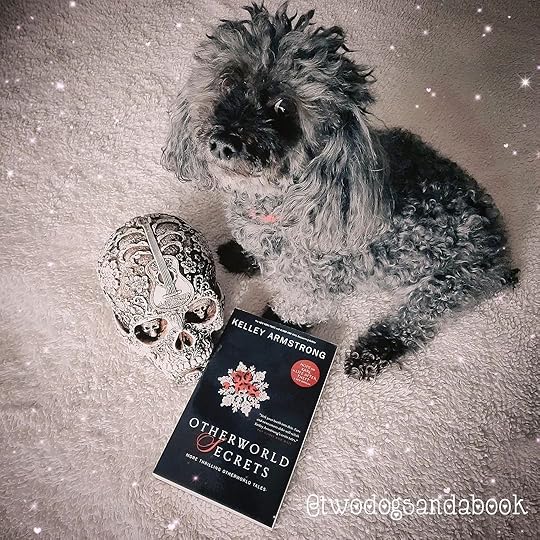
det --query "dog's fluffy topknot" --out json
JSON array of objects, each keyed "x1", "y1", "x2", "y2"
[{"x1": 207, "y1": 2, "x2": 375, "y2": 107}]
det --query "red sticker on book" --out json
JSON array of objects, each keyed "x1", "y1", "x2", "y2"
[{"x1": 290, "y1": 359, "x2": 320, "y2": 388}]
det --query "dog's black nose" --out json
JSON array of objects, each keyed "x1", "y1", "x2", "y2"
[{"x1": 209, "y1": 136, "x2": 240, "y2": 160}]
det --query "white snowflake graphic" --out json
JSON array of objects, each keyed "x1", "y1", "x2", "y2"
[{"x1": 218, "y1": 361, "x2": 269, "y2": 417}]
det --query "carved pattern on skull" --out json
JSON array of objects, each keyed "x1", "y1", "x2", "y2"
[{"x1": 97, "y1": 214, "x2": 224, "y2": 383}]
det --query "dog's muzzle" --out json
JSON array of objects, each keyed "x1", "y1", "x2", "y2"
[{"x1": 209, "y1": 134, "x2": 243, "y2": 161}]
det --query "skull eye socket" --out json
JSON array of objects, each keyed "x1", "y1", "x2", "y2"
[
  {"x1": 134, "y1": 318, "x2": 167, "y2": 344},
  {"x1": 185, "y1": 298, "x2": 218, "y2": 324}
]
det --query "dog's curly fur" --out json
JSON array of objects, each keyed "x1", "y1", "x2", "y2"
[{"x1": 162, "y1": 3, "x2": 517, "y2": 379}]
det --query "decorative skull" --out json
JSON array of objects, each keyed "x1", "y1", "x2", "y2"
[{"x1": 97, "y1": 213, "x2": 224, "y2": 383}]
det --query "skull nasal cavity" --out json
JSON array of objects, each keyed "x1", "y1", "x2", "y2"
[{"x1": 175, "y1": 331, "x2": 194, "y2": 350}]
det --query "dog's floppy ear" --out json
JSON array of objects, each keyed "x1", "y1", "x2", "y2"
[
  {"x1": 283, "y1": 110, "x2": 390, "y2": 251},
  {"x1": 161, "y1": 91, "x2": 210, "y2": 186}
]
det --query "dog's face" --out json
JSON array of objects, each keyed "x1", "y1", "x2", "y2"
[
  {"x1": 204, "y1": 53, "x2": 303, "y2": 183},
  {"x1": 163, "y1": 4, "x2": 376, "y2": 193}
]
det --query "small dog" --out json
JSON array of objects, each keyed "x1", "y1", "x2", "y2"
[{"x1": 162, "y1": 4, "x2": 517, "y2": 379}]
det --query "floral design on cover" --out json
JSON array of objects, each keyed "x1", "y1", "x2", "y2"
[{"x1": 218, "y1": 361, "x2": 269, "y2": 416}]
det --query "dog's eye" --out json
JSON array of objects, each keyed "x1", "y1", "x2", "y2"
[
  {"x1": 273, "y1": 97, "x2": 294, "y2": 116},
  {"x1": 220, "y1": 77, "x2": 234, "y2": 94}
]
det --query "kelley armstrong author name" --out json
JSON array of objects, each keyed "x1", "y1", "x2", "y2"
[
  {"x1": 189, "y1": 417, "x2": 290, "y2": 479},
  {"x1": 231, "y1": 317, "x2": 327, "y2": 360}
]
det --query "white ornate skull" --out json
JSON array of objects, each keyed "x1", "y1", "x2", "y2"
[{"x1": 97, "y1": 213, "x2": 224, "y2": 383}]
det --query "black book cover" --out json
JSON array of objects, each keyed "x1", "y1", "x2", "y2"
[{"x1": 153, "y1": 308, "x2": 337, "y2": 528}]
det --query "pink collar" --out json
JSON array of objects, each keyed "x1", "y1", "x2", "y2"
[{"x1": 247, "y1": 209, "x2": 279, "y2": 224}]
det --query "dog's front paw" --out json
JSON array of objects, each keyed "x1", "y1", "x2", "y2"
[
  {"x1": 344, "y1": 335, "x2": 403, "y2": 380},
  {"x1": 262, "y1": 306, "x2": 313, "y2": 332},
  {"x1": 217, "y1": 240, "x2": 260, "y2": 276}
]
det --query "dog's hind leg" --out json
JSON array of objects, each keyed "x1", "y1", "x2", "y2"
[
  {"x1": 344, "y1": 269, "x2": 510, "y2": 380},
  {"x1": 217, "y1": 239, "x2": 260, "y2": 276}
]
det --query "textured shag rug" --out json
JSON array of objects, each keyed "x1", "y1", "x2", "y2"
[{"x1": 1, "y1": 0, "x2": 538, "y2": 538}]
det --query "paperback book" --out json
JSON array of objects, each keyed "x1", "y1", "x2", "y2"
[{"x1": 153, "y1": 308, "x2": 337, "y2": 528}]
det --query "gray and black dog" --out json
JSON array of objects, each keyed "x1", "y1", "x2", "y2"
[{"x1": 162, "y1": 3, "x2": 517, "y2": 379}]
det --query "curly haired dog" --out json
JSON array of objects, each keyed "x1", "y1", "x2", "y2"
[{"x1": 162, "y1": 4, "x2": 517, "y2": 379}]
